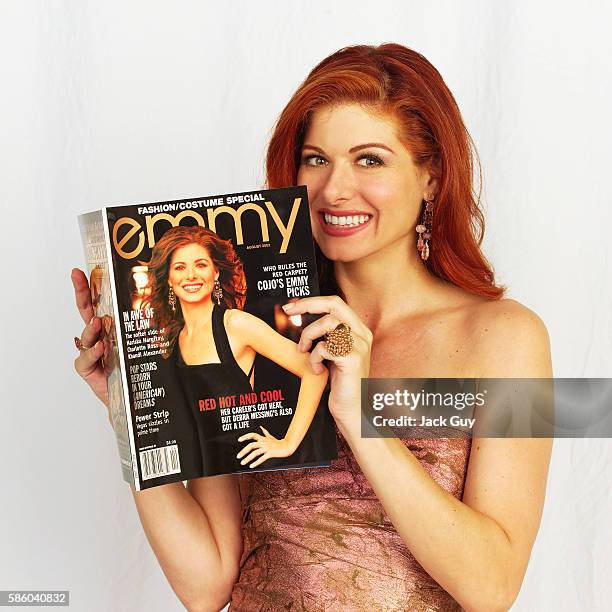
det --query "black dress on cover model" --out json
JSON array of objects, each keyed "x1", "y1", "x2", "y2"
[{"x1": 173, "y1": 302, "x2": 255, "y2": 476}]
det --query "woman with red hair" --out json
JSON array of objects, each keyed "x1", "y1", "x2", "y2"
[{"x1": 73, "y1": 43, "x2": 552, "y2": 611}]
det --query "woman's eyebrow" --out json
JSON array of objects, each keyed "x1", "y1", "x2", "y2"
[
  {"x1": 302, "y1": 142, "x2": 395, "y2": 154},
  {"x1": 301, "y1": 144, "x2": 325, "y2": 153},
  {"x1": 172, "y1": 258, "x2": 210, "y2": 265},
  {"x1": 349, "y1": 143, "x2": 394, "y2": 154}
]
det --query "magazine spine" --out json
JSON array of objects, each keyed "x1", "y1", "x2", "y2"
[{"x1": 102, "y1": 207, "x2": 141, "y2": 490}]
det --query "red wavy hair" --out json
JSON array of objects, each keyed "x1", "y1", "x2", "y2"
[{"x1": 265, "y1": 43, "x2": 503, "y2": 299}]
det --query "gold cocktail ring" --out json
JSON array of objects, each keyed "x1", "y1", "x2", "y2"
[{"x1": 323, "y1": 323, "x2": 354, "y2": 357}]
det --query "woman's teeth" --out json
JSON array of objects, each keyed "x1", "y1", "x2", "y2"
[
  {"x1": 183, "y1": 284, "x2": 203, "y2": 293},
  {"x1": 324, "y1": 213, "x2": 370, "y2": 228}
]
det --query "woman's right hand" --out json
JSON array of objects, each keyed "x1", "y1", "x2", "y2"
[{"x1": 71, "y1": 268, "x2": 111, "y2": 417}]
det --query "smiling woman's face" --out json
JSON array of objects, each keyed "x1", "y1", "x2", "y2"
[
  {"x1": 168, "y1": 242, "x2": 218, "y2": 305},
  {"x1": 297, "y1": 103, "x2": 434, "y2": 263}
]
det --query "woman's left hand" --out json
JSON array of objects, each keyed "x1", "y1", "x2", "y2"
[
  {"x1": 237, "y1": 426, "x2": 295, "y2": 469},
  {"x1": 281, "y1": 295, "x2": 373, "y2": 427}
]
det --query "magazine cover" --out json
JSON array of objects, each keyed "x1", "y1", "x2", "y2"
[{"x1": 78, "y1": 186, "x2": 337, "y2": 490}]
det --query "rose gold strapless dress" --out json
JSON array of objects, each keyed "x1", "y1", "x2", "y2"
[{"x1": 229, "y1": 426, "x2": 471, "y2": 611}]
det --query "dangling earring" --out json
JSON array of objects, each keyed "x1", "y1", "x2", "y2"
[
  {"x1": 212, "y1": 279, "x2": 223, "y2": 306},
  {"x1": 416, "y1": 193, "x2": 435, "y2": 261},
  {"x1": 168, "y1": 286, "x2": 176, "y2": 313}
]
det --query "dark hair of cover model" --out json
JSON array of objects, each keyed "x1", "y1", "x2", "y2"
[
  {"x1": 72, "y1": 43, "x2": 552, "y2": 611},
  {"x1": 143, "y1": 225, "x2": 247, "y2": 357}
]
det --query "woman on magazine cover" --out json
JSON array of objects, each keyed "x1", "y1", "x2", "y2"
[
  {"x1": 144, "y1": 225, "x2": 329, "y2": 474},
  {"x1": 73, "y1": 43, "x2": 552, "y2": 611}
]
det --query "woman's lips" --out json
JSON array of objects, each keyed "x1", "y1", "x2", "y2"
[{"x1": 316, "y1": 211, "x2": 372, "y2": 237}]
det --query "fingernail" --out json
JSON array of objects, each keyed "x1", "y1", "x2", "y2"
[
  {"x1": 240, "y1": 459, "x2": 247, "y2": 465},
  {"x1": 281, "y1": 303, "x2": 293, "y2": 312},
  {"x1": 89, "y1": 316, "x2": 96, "y2": 326},
  {"x1": 94, "y1": 341, "x2": 102, "y2": 350}
]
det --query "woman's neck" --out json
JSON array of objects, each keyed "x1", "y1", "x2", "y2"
[
  {"x1": 179, "y1": 299, "x2": 215, "y2": 337},
  {"x1": 334, "y1": 238, "x2": 445, "y2": 334}
]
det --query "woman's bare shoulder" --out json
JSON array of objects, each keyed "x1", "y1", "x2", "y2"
[
  {"x1": 224, "y1": 308, "x2": 264, "y2": 333},
  {"x1": 463, "y1": 298, "x2": 552, "y2": 377},
  {"x1": 468, "y1": 297, "x2": 548, "y2": 337}
]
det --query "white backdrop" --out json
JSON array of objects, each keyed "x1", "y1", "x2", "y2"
[{"x1": 1, "y1": 1, "x2": 611, "y2": 610}]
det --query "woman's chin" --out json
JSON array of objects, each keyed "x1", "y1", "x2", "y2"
[
  {"x1": 317, "y1": 241, "x2": 369, "y2": 264},
  {"x1": 179, "y1": 293, "x2": 213, "y2": 304}
]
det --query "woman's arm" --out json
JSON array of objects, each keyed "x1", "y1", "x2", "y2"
[
  {"x1": 227, "y1": 309, "x2": 329, "y2": 467},
  {"x1": 132, "y1": 476, "x2": 243, "y2": 612},
  {"x1": 71, "y1": 269, "x2": 242, "y2": 611},
  {"x1": 337, "y1": 301, "x2": 553, "y2": 612},
  {"x1": 285, "y1": 295, "x2": 552, "y2": 611}
]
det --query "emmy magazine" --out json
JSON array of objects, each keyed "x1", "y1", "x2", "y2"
[{"x1": 77, "y1": 186, "x2": 337, "y2": 490}]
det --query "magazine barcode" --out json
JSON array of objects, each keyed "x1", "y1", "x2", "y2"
[{"x1": 140, "y1": 445, "x2": 181, "y2": 480}]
